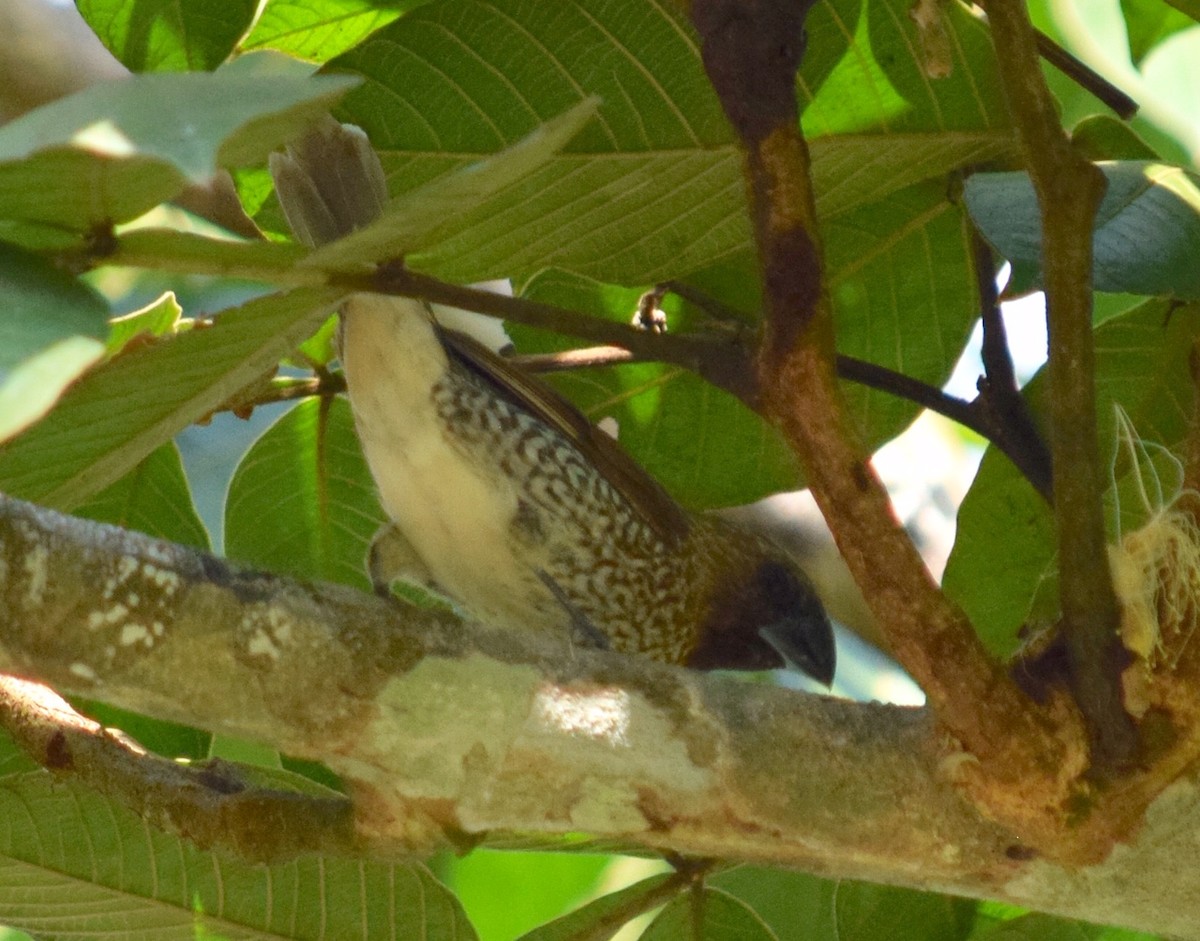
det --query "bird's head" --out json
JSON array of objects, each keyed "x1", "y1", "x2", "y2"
[{"x1": 686, "y1": 550, "x2": 836, "y2": 686}]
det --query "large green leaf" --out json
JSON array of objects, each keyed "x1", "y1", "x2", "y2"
[
  {"x1": 511, "y1": 178, "x2": 977, "y2": 508},
  {"x1": 241, "y1": 0, "x2": 427, "y2": 62},
  {"x1": 0, "y1": 60, "x2": 356, "y2": 233},
  {"x1": 965, "y1": 162, "x2": 1200, "y2": 300},
  {"x1": 225, "y1": 396, "x2": 385, "y2": 591},
  {"x1": 73, "y1": 441, "x2": 211, "y2": 551},
  {"x1": 304, "y1": 98, "x2": 601, "y2": 268},
  {"x1": 0, "y1": 287, "x2": 343, "y2": 511},
  {"x1": 76, "y1": 0, "x2": 258, "y2": 72},
  {"x1": 0, "y1": 750, "x2": 476, "y2": 940},
  {"x1": 943, "y1": 299, "x2": 1200, "y2": 656},
  {"x1": 292, "y1": 0, "x2": 1012, "y2": 285}
]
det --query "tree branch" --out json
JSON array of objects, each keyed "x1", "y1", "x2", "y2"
[
  {"x1": 689, "y1": 0, "x2": 1087, "y2": 846},
  {"x1": 5, "y1": 496, "x2": 1200, "y2": 934},
  {"x1": 0, "y1": 676, "x2": 357, "y2": 862},
  {"x1": 971, "y1": 234, "x2": 1054, "y2": 502},
  {"x1": 987, "y1": 2, "x2": 1137, "y2": 775},
  {"x1": 1032, "y1": 28, "x2": 1138, "y2": 120}
]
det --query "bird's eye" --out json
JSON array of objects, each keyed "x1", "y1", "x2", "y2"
[{"x1": 755, "y1": 559, "x2": 798, "y2": 604}]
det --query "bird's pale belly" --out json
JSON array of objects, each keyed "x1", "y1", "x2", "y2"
[{"x1": 339, "y1": 293, "x2": 565, "y2": 635}]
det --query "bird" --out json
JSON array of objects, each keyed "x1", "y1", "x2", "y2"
[{"x1": 270, "y1": 117, "x2": 836, "y2": 684}]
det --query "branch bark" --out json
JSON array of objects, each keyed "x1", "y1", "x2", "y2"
[
  {"x1": 689, "y1": 0, "x2": 1088, "y2": 848},
  {"x1": 986, "y1": 2, "x2": 1137, "y2": 774},
  {"x1": 5, "y1": 496, "x2": 1200, "y2": 936}
]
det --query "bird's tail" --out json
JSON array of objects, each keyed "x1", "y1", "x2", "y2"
[{"x1": 269, "y1": 117, "x2": 388, "y2": 248}]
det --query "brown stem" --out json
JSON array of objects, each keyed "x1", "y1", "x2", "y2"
[
  {"x1": 690, "y1": 0, "x2": 1083, "y2": 838},
  {"x1": 370, "y1": 265, "x2": 761, "y2": 407},
  {"x1": 988, "y1": 3, "x2": 1137, "y2": 774},
  {"x1": 1034, "y1": 27, "x2": 1138, "y2": 120},
  {"x1": 972, "y1": 234, "x2": 1054, "y2": 502},
  {"x1": 509, "y1": 346, "x2": 637, "y2": 373}
]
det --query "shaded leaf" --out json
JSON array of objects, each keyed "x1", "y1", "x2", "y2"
[
  {"x1": 304, "y1": 98, "x2": 602, "y2": 268},
  {"x1": 944, "y1": 299, "x2": 1200, "y2": 656},
  {"x1": 76, "y1": 0, "x2": 258, "y2": 72},
  {"x1": 73, "y1": 441, "x2": 211, "y2": 550},
  {"x1": 1071, "y1": 115, "x2": 1161, "y2": 162},
  {"x1": 642, "y1": 887, "x2": 777, "y2": 940},
  {"x1": 965, "y1": 162, "x2": 1200, "y2": 300},
  {"x1": 0, "y1": 337, "x2": 105, "y2": 445},
  {"x1": 300, "y1": 0, "x2": 1012, "y2": 284},
  {"x1": 0, "y1": 756, "x2": 476, "y2": 940},
  {"x1": 225, "y1": 396, "x2": 385, "y2": 591},
  {"x1": 1120, "y1": 0, "x2": 1198, "y2": 64},
  {"x1": 0, "y1": 242, "x2": 109, "y2": 371}
]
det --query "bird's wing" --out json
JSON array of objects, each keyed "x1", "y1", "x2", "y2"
[{"x1": 440, "y1": 327, "x2": 691, "y2": 548}]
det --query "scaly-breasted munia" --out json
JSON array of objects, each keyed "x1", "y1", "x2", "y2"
[{"x1": 270, "y1": 118, "x2": 835, "y2": 684}]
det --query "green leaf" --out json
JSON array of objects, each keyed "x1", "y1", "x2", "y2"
[
  {"x1": 1120, "y1": 0, "x2": 1199, "y2": 65},
  {"x1": 510, "y1": 178, "x2": 977, "y2": 507},
  {"x1": 73, "y1": 441, "x2": 211, "y2": 550},
  {"x1": 0, "y1": 759, "x2": 477, "y2": 940},
  {"x1": 832, "y1": 881, "x2": 975, "y2": 941},
  {"x1": 509, "y1": 271, "x2": 800, "y2": 509},
  {"x1": 241, "y1": 0, "x2": 426, "y2": 62},
  {"x1": 0, "y1": 286, "x2": 344, "y2": 511},
  {"x1": 304, "y1": 98, "x2": 602, "y2": 268},
  {"x1": 944, "y1": 299, "x2": 1200, "y2": 656},
  {"x1": 308, "y1": 0, "x2": 1011, "y2": 284},
  {"x1": 0, "y1": 337, "x2": 105, "y2": 445},
  {"x1": 0, "y1": 63, "x2": 357, "y2": 231},
  {"x1": 225, "y1": 396, "x2": 385, "y2": 591},
  {"x1": 642, "y1": 887, "x2": 777, "y2": 940},
  {"x1": 710, "y1": 867, "x2": 836, "y2": 937},
  {"x1": 106, "y1": 291, "x2": 185, "y2": 355},
  {"x1": 0, "y1": 242, "x2": 110, "y2": 370},
  {"x1": 710, "y1": 867, "x2": 975, "y2": 941},
  {"x1": 514, "y1": 872, "x2": 674, "y2": 940},
  {"x1": 76, "y1": 0, "x2": 258, "y2": 72},
  {"x1": 447, "y1": 851, "x2": 631, "y2": 941},
  {"x1": 1071, "y1": 115, "x2": 1161, "y2": 162},
  {"x1": 0, "y1": 243, "x2": 110, "y2": 442},
  {"x1": 965, "y1": 162, "x2": 1200, "y2": 300}
]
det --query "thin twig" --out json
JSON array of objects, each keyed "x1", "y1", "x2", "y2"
[
  {"x1": 509, "y1": 346, "x2": 636, "y2": 373},
  {"x1": 988, "y1": 2, "x2": 1137, "y2": 774},
  {"x1": 1034, "y1": 27, "x2": 1138, "y2": 120},
  {"x1": 972, "y1": 235, "x2": 1054, "y2": 501}
]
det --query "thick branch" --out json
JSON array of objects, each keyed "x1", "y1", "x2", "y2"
[
  {"x1": 690, "y1": 0, "x2": 1086, "y2": 843},
  {"x1": 0, "y1": 676, "x2": 356, "y2": 862},
  {"x1": 3, "y1": 497, "x2": 1200, "y2": 934},
  {"x1": 987, "y1": 3, "x2": 1136, "y2": 774}
]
